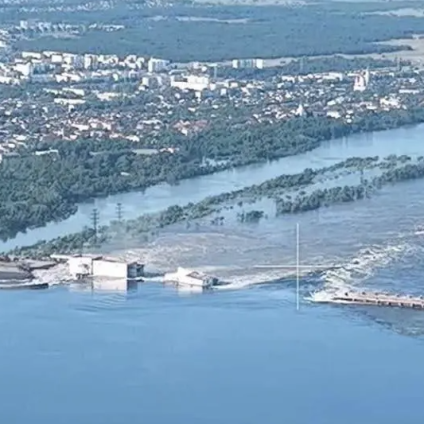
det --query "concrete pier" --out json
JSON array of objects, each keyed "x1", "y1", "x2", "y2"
[{"x1": 317, "y1": 291, "x2": 424, "y2": 309}]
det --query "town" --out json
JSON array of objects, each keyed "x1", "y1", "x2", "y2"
[{"x1": 0, "y1": 19, "x2": 423, "y2": 159}]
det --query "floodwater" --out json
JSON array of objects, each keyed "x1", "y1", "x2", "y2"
[
  {"x1": 1, "y1": 123, "x2": 423, "y2": 251},
  {"x1": 2, "y1": 124, "x2": 424, "y2": 423}
]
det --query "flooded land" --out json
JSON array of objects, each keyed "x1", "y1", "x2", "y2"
[{"x1": 2, "y1": 125, "x2": 424, "y2": 424}]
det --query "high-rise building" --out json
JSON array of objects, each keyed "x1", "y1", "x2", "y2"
[
  {"x1": 364, "y1": 68, "x2": 370, "y2": 86},
  {"x1": 353, "y1": 74, "x2": 366, "y2": 92},
  {"x1": 83, "y1": 54, "x2": 98, "y2": 70},
  {"x1": 147, "y1": 58, "x2": 169, "y2": 73}
]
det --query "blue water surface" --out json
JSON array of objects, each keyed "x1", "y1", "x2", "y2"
[{"x1": 0, "y1": 283, "x2": 423, "y2": 424}]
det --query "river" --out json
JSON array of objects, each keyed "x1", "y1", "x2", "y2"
[
  {"x1": 2, "y1": 124, "x2": 424, "y2": 423},
  {"x1": 2, "y1": 123, "x2": 424, "y2": 252}
]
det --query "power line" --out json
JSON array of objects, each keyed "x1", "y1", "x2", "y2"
[
  {"x1": 296, "y1": 222, "x2": 300, "y2": 311},
  {"x1": 90, "y1": 208, "x2": 99, "y2": 243},
  {"x1": 254, "y1": 223, "x2": 331, "y2": 311},
  {"x1": 116, "y1": 202, "x2": 123, "y2": 222}
]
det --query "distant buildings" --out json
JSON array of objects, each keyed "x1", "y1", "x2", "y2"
[
  {"x1": 14, "y1": 62, "x2": 32, "y2": 78},
  {"x1": 171, "y1": 75, "x2": 210, "y2": 91},
  {"x1": 53, "y1": 254, "x2": 144, "y2": 280},
  {"x1": 163, "y1": 267, "x2": 219, "y2": 290},
  {"x1": 147, "y1": 58, "x2": 169, "y2": 73},
  {"x1": 83, "y1": 54, "x2": 98, "y2": 70},
  {"x1": 295, "y1": 103, "x2": 306, "y2": 117},
  {"x1": 353, "y1": 69, "x2": 370, "y2": 92},
  {"x1": 232, "y1": 58, "x2": 264, "y2": 69}
]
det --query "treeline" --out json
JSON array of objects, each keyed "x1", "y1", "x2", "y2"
[
  {"x1": 8, "y1": 154, "x2": 415, "y2": 259},
  {"x1": 183, "y1": 108, "x2": 424, "y2": 163},
  {"x1": 276, "y1": 185, "x2": 369, "y2": 214},
  {"x1": 12, "y1": 3, "x2": 423, "y2": 61},
  {"x1": 276, "y1": 161, "x2": 424, "y2": 215},
  {"x1": 0, "y1": 149, "x2": 220, "y2": 241},
  {"x1": 2, "y1": 108, "x2": 424, "y2": 241}
]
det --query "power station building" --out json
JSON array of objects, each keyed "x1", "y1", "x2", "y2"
[{"x1": 51, "y1": 254, "x2": 144, "y2": 280}]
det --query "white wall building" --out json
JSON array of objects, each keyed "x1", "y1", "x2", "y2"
[
  {"x1": 232, "y1": 58, "x2": 263, "y2": 69},
  {"x1": 14, "y1": 62, "x2": 33, "y2": 78},
  {"x1": 92, "y1": 258, "x2": 143, "y2": 279},
  {"x1": 59, "y1": 255, "x2": 144, "y2": 280},
  {"x1": 353, "y1": 74, "x2": 366, "y2": 92},
  {"x1": 83, "y1": 54, "x2": 98, "y2": 70},
  {"x1": 147, "y1": 58, "x2": 169, "y2": 73},
  {"x1": 171, "y1": 75, "x2": 210, "y2": 92},
  {"x1": 68, "y1": 255, "x2": 99, "y2": 277},
  {"x1": 163, "y1": 267, "x2": 218, "y2": 289},
  {"x1": 21, "y1": 51, "x2": 42, "y2": 60},
  {"x1": 50, "y1": 54, "x2": 63, "y2": 64}
]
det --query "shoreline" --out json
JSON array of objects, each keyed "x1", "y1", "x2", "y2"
[
  {"x1": 3, "y1": 108, "x2": 424, "y2": 247},
  {"x1": 8, "y1": 154, "x2": 424, "y2": 259}
]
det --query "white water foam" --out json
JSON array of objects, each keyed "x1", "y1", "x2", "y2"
[
  {"x1": 33, "y1": 263, "x2": 71, "y2": 286},
  {"x1": 29, "y1": 227, "x2": 424, "y2": 300},
  {"x1": 309, "y1": 234, "x2": 423, "y2": 302},
  {"x1": 111, "y1": 232, "x2": 310, "y2": 290}
]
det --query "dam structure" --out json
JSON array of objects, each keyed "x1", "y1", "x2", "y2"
[{"x1": 313, "y1": 291, "x2": 424, "y2": 310}]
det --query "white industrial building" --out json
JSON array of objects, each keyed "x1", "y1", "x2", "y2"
[
  {"x1": 52, "y1": 254, "x2": 144, "y2": 280},
  {"x1": 163, "y1": 267, "x2": 218, "y2": 290}
]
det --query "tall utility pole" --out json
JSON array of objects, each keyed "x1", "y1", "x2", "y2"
[
  {"x1": 91, "y1": 208, "x2": 99, "y2": 243},
  {"x1": 116, "y1": 203, "x2": 123, "y2": 222},
  {"x1": 296, "y1": 223, "x2": 300, "y2": 311},
  {"x1": 299, "y1": 56, "x2": 305, "y2": 74},
  {"x1": 253, "y1": 223, "x2": 332, "y2": 311},
  {"x1": 212, "y1": 64, "x2": 218, "y2": 80}
]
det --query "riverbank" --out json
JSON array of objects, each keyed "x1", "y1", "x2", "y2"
[
  {"x1": 3, "y1": 107, "x2": 424, "y2": 243},
  {"x1": 3, "y1": 121, "x2": 424, "y2": 253},
  {"x1": 8, "y1": 154, "x2": 423, "y2": 259}
]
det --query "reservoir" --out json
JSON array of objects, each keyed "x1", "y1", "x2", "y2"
[
  {"x1": 1, "y1": 281, "x2": 424, "y2": 424},
  {"x1": 1, "y1": 124, "x2": 424, "y2": 423}
]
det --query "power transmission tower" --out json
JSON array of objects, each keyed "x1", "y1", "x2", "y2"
[
  {"x1": 116, "y1": 202, "x2": 123, "y2": 222},
  {"x1": 396, "y1": 56, "x2": 402, "y2": 73},
  {"x1": 296, "y1": 222, "x2": 300, "y2": 311},
  {"x1": 91, "y1": 208, "x2": 99, "y2": 244},
  {"x1": 299, "y1": 56, "x2": 305, "y2": 74},
  {"x1": 211, "y1": 64, "x2": 218, "y2": 80}
]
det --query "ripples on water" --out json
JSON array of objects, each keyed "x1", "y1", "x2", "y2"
[
  {"x1": 4, "y1": 128, "x2": 424, "y2": 423},
  {"x1": 21, "y1": 125, "x2": 424, "y2": 337},
  {"x1": 29, "y1": 175, "x2": 424, "y2": 337}
]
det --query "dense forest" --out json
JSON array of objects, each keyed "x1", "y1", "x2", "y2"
[
  {"x1": 2, "y1": 107, "x2": 424, "y2": 241},
  {"x1": 11, "y1": 2, "x2": 424, "y2": 61}
]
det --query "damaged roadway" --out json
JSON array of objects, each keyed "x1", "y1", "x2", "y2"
[{"x1": 0, "y1": 256, "x2": 57, "y2": 288}]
